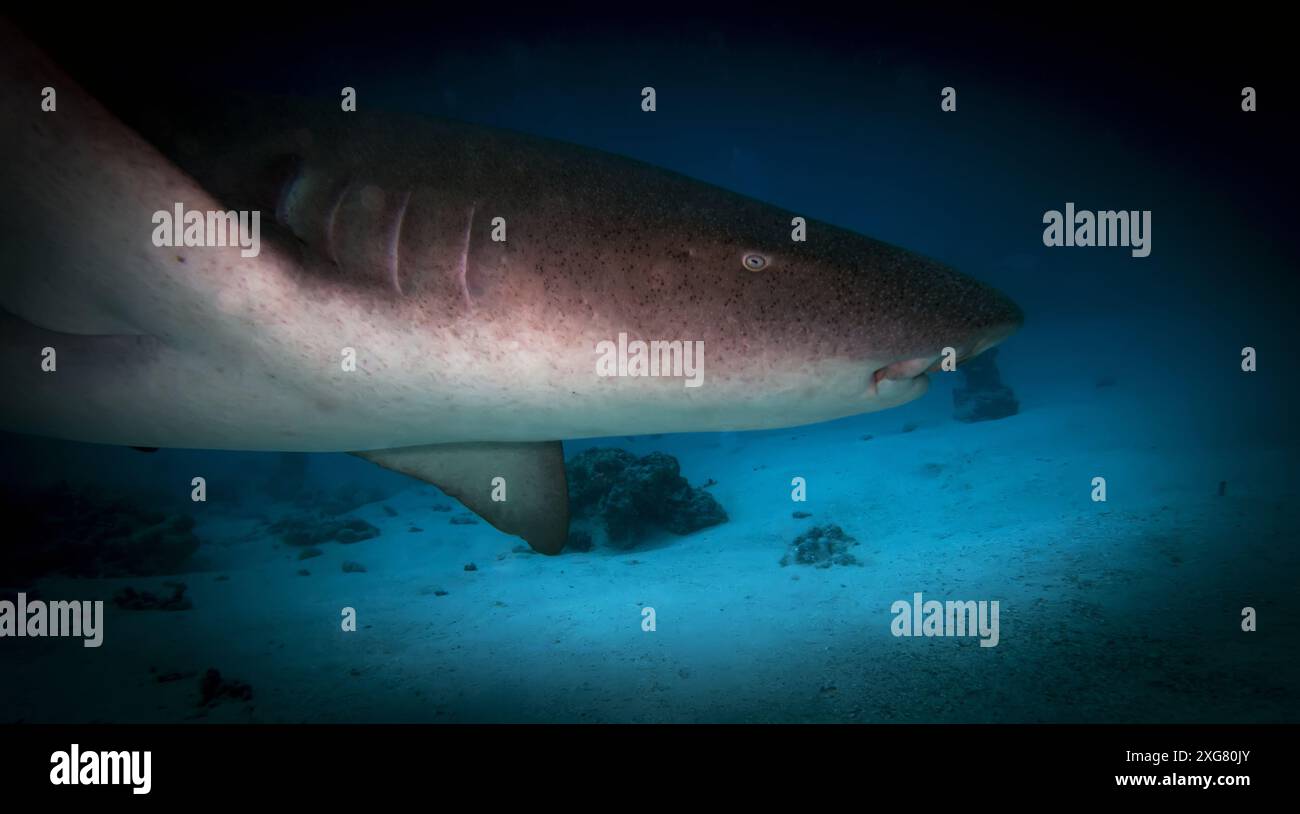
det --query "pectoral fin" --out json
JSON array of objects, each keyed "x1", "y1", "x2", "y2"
[{"x1": 352, "y1": 441, "x2": 569, "y2": 555}]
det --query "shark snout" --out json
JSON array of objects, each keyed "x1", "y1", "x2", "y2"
[
  {"x1": 962, "y1": 312, "x2": 1023, "y2": 362},
  {"x1": 947, "y1": 284, "x2": 1024, "y2": 365}
]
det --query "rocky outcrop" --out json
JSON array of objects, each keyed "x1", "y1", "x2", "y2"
[
  {"x1": 781, "y1": 524, "x2": 861, "y2": 568},
  {"x1": 952, "y1": 348, "x2": 1019, "y2": 423},
  {"x1": 565, "y1": 448, "x2": 727, "y2": 549},
  {"x1": 269, "y1": 514, "x2": 379, "y2": 547},
  {"x1": 0, "y1": 482, "x2": 200, "y2": 581}
]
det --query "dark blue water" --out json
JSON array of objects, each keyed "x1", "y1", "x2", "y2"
[{"x1": 2, "y1": 10, "x2": 1296, "y2": 723}]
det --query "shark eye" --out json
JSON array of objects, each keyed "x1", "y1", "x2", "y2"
[{"x1": 743, "y1": 253, "x2": 769, "y2": 271}]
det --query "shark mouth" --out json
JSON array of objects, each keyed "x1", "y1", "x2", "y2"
[{"x1": 867, "y1": 355, "x2": 936, "y2": 397}]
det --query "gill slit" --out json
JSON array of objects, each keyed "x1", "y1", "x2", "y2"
[
  {"x1": 388, "y1": 189, "x2": 411, "y2": 296},
  {"x1": 324, "y1": 183, "x2": 350, "y2": 266},
  {"x1": 458, "y1": 203, "x2": 476, "y2": 308}
]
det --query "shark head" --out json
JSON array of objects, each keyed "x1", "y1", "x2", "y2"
[{"x1": 557, "y1": 185, "x2": 1025, "y2": 429}]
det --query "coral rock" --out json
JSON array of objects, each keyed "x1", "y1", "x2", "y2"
[
  {"x1": 952, "y1": 348, "x2": 1019, "y2": 423},
  {"x1": 113, "y1": 582, "x2": 192, "y2": 611},
  {"x1": 270, "y1": 514, "x2": 379, "y2": 547},
  {"x1": 781, "y1": 524, "x2": 861, "y2": 568},
  {"x1": 565, "y1": 448, "x2": 727, "y2": 549}
]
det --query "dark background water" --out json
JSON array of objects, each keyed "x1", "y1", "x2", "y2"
[{"x1": 2, "y1": 7, "x2": 1297, "y2": 722}]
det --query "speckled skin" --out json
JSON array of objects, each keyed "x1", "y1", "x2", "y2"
[{"x1": 0, "y1": 24, "x2": 1021, "y2": 451}]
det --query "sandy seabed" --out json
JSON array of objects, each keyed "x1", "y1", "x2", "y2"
[{"x1": 3, "y1": 330, "x2": 1297, "y2": 724}]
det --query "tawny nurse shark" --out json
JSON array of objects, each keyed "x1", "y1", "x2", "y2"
[{"x1": 0, "y1": 23, "x2": 1021, "y2": 554}]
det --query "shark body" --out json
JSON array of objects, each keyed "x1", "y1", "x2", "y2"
[{"x1": 0, "y1": 23, "x2": 1022, "y2": 552}]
